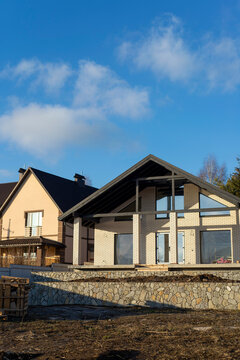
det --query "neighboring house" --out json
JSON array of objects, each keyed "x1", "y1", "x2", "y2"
[
  {"x1": 0, "y1": 168, "x2": 97, "y2": 267},
  {"x1": 60, "y1": 155, "x2": 240, "y2": 266}
]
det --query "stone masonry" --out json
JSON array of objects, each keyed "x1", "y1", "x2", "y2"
[{"x1": 29, "y1": 270, "x2": 240, "y2": 310}]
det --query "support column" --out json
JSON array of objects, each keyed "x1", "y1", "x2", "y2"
[
  {"x1": 234, "y1": 209, "x2": 240, "y2": 263},
  {"x1": 133, "y1": 214, "x2": 141, "y2": 264},
  {"x1": 169, "y1": 212, "x2": 177, "y2": 264},
  {"x1": 73, "y1": 217, "x2": 82, "y2": 265},
  {"x1": 36, "y1": 246, "x2": 43, "y2": 266}
]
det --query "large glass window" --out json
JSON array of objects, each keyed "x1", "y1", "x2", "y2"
[
  {"x1": 200, "y1": 194, "x2": 230, "y2": 216},
  {"x1": 114, "y1": 234, "x2": 133, "y2": 264},
  {"x1": 156, "y1": 190, "x2": 184, "y2": 218},
  {"x1": 200, "y1": 230, "x2": 232, "y2": 264}
]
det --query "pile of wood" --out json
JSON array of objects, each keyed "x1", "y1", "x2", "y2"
[{"x1": 0, "y1": 276, "x2": 30, "y2": 317}]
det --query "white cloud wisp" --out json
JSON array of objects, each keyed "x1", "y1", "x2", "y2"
[
  {"x1": 0, "y1": 60, "x2": 150, "y2": 157},
  {"x1": 118, "y1": 15, "x2": 240, "y2": 92}
]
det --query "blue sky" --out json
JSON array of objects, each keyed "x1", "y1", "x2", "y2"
[{"x1": 0, "y1": 0, "x2": 240, "y2": 187}]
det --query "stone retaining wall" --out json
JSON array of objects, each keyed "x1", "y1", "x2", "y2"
[
  {"x1": 29, "y1": 280, "x2": 240, "y2": 310},
  {"x1": 29, "y1": 270, "x2": 240, "y2": 310}
]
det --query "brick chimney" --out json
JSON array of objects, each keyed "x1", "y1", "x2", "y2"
[
  {"x1": 18, "y1": 168, "x2": 26, "y2": 181},
  {"x1": 74, "y1": 173, "x2": 86, "y2": 186}
]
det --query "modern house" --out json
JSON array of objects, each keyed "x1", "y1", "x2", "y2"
[
  {"x1": 60, "y1": 155, "x2": 240, "y2": 267},
  {"x1": 0, "y1": 168, "x2": 97, "y2": 267}
]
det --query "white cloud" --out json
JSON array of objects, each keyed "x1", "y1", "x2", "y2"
[
  {"x1": 1, "y1": 59, "x2": 72, "y2": 93},
  {"x1": 118, "y1": 16, "x2": 196, "y2": 82},
  {"x1": 201, "y1": 37, "x2": 240, "y2": 92},
  {"x1": 0, "y1": 103, "x2": 111, "y2": 157},
  {"x1": 74, "y1": 60, "x2": 149, "y2": 118},
  {"x1": 118, "y1": 15, "x2": 240, "y2": 92},
  {"x1": 0, "y1": 59, "x2": 150, "y2": 157}
]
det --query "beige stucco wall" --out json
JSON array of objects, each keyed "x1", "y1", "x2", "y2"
[
  {"x1": 1, "y1": 172, "x2": 59, "y2": 242},
  {"x1": 94, "y1": 184, "x2": 239, "y2": 265}
]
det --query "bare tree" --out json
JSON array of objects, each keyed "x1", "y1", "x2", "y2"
[{"x1": 198, "y1": 155, "x2": 227, "y2": 186}]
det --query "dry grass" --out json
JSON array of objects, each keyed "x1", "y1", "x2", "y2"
[{"x1": 1, "y1": 309, "x2": 240, "y2": 359}]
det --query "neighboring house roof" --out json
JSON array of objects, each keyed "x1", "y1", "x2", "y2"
[
  {"x1": 59, "y1": 154, "x2": 240, "y2": 222},
  {"x1": 30, "y1": 168, "x2": 97, "y2": 213},
  {"x1": 0, "y1": 168, "x2": 98, "y2": 214},
  {"x1": 0, "y1": 237, "x2": 65, "y2": 248},
  {"x1": 0, "y1": 182, "x2": 18, "y2": 207}
]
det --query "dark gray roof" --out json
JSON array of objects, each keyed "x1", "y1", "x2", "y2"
[
  {"x1": 0, "y1": 182, "x2": 18, "y2": 207},
  {"x1": 59, "y1": 154, "x2": 240, "y2": 222},
  {"x1": 30, "y1": 168, "x2": 97, "y2": 213}
]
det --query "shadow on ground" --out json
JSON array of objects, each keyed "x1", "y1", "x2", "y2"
[
  {"x1": 25, "y1": 304, "x2": 191, "y2": 322},
  {"x1": 0, "y1": 352, "x2": 42, "y2": 360},
  {"x1": 96, "y1": 349, "x2": 140, "y2": 360}
]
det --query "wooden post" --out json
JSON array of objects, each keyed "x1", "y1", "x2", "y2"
[
  {"x1": 136, "y1": 180, "x2": 139, "y2": 212},
  {"x1": 36, "y1": 247, "x2": 42, "y2": 266},
  {"x1": 172, "y1": 172, "x2": 175, "y2": 211}
]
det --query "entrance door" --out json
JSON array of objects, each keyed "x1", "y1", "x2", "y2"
[
  {"x1": 156, "y1": 232, "x2": 185, "y2": 264},
  {"x1": 156, "y1": 233, "x2": 170, "y2": 264}
]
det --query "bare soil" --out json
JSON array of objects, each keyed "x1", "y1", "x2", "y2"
[
  {"x1": 1, "y1": 306, "x2": 240, "y2": 359},
  {"x1": 69, "y1": 273, "x2": 234, "y2": 283}
]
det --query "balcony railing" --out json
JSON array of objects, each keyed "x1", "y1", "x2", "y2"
[{"x1": 25, "y1": 226, "x2": 42, "y2": 237}]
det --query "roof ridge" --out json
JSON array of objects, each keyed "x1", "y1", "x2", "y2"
[{"x1": 30, "y1": 167, "x2": 76, "y2": 183}]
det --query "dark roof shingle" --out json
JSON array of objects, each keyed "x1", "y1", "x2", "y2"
[
  {"x1": 0, "y1": 182, "x2": 17, "y2": 207},
  {"x1": 31, "y1": 168, "x2": 97, "y2": 212}
]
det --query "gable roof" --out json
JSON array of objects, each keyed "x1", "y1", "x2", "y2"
[
  {"x1": 0, "y1": 182, "x2": 18, "y2": 207},
  {"x1": 0, "y1": 168, "x2": 97, "y2": 214},
  {"x1": 59, "y1": 154, "x2": 240, "y2": 222}
]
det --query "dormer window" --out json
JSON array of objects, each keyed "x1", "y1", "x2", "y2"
[{"x1": 25, "y1": 211, "x2": 43, "y2": 237}]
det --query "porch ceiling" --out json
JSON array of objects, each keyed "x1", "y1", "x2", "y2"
[{"x1": 77, "y1": 160, "x2": 189, "y2": 226}]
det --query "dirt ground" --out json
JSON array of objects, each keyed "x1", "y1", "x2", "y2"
[
  {"x1": 1, "y1": 306, "x2": 240, "y2": 360},
  {"x1": 68, "y1": 273, "x2": 234, "y2": 283}
]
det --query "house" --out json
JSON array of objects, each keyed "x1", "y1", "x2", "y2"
[
  {"x1": 0, "y1": 168, "x2": 97, "y2": 267},
  {"x1": 60, "y1": 155, "x2": 240, "y2": 266}
]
